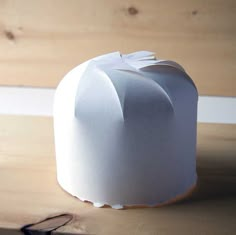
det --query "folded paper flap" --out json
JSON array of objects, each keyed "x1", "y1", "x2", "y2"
[
  {"x1": 122, "y1": 51, "x2": 156, "y2": 61},
  {"x1": 75, "y1": 64, "x2": 174, "y2": 121},
  {"x1": 73, "y1": 51, "x2": 196, "y2": 119},
  {"x1": 92, "y1": 51, "x2": 185, "y2": 72}
]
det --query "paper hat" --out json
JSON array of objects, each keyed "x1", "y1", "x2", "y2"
[{"x1": 54, "y1": 51, "x2": 198, "y2": 209}]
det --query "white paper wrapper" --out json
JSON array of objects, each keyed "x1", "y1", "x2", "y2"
[{"x1": 53, "y1": 51, "x2": 198, "y2": 209}]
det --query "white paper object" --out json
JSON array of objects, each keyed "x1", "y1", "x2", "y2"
[{"x1": 54, "y1": 51, "x2": 198, "y2": 209}]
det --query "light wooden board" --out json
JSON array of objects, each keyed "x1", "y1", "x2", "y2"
[
  {"x1": 0, "y1": 0, "x2": 235, "y2": 96},
  {"x1": 0, "y1": 115, "x2": 235, "y2": 234}
]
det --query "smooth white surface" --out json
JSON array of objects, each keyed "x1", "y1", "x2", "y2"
[
  {"x1": 0, "y1": 86, "x2": 54, "y2": 116},
  {"x1": 53, "y1": 51, "x2": 198, "y2": 206},
  {"x1": 198, "y1": 96, "x2": 236, "y2": 124},
  {"x1": 0, "y1": 86, "x2": 235, "y2": 124}
]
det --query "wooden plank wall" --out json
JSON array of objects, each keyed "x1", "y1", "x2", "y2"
[{"x1": 0, "y1": 0, "x2": 235, "y2": 96}]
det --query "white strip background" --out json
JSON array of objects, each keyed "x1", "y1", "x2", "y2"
[{"x1": 0, "y1": 86, "x2": 235, "y2": 124}]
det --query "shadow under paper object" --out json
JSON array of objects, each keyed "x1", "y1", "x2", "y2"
[{"x1": 180, "y1": 151, "x2": 236, "y2": 203}]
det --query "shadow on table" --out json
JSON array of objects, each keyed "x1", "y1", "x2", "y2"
[{"x1": 179, "y1": 152, "x2": 236, "y2": 204}]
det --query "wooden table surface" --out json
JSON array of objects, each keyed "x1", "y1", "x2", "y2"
[{"x1": 0, "y1": 115, "x2": 236, "y2": 234}]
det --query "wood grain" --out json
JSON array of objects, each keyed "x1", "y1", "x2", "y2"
[
  {"x1": 0, "y1": 115, "x2": 235, "y2": 234},
  {"x1": 0, "y1": 0, "x2": 235, "y2": 96}
]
